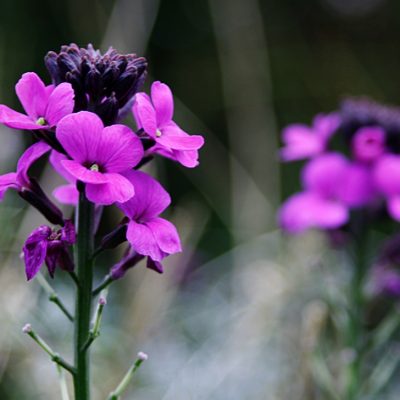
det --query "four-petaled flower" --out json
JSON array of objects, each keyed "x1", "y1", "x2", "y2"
[
  {"x1": 117, "y1": 170, "x2": 182, "y2": 272},
  {"x1": 56, "y1": 111, "x2": 144, "y2": 205},
  {"x1": 23, "y1": 220, "x2": 76, "y2": 280},
  {"x1": 0, "y1": 72, "x2": 74, "y2": 130},
  {"x1": 133, "y1": 81, "x2": 204, "y2": 168}
]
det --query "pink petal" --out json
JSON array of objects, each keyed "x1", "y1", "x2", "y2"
[
  {"x1": 56, "y1": 111, "x2": 104, "y2": 163},
  {"x1": 53, "y1": 184, "x2": 79, "y2": 205},
  {"x1": 387, "y1": 196, "x2": 400, "y2": 221},
  {"x1": 157, "y1": 129, "x2": 204, "y2": 150},
  {"x1": 85, "y1": 173, "x2": 135, "y2": 205},
  {"x1": 16, "y1": 142, "x2": 51, "y2": 186},
  {"x1": 50, "y1": 151, "x2": 76, "y2": 183},
  {"x1": 373, "y1": 154, "x2": 400, "y2": 197},
  {"x1": 151, "y1": 81, "x2": 174, "y2": 126},
  {"x1": 45, "y1": 82, "x2": 75, "y2": 126},
  {"x1": 15, "y1": 72, "x2": 48, "y2": 119},
  {"x1": 132, "y1": 93, "x2": 158, "y2": 137},
  {"x1": 0, "y1": 172, "x2": 18, "y2": 200},
  {"x1": 95, "y1": 124, "x2": 143, "y2": 173},
  {"x1": 0, "y1": 105, "x2": 43, "y2": 130},
  {"x1": 61, "y1": 160, "x2": 110, "y2": 184},
  {"x1": 312, "y1": 112, "x2": 341, "y2": 141},
  {"x1": 280, "y1": 124, "x2": 324, "y2": 161},
  {"x1": 126, "y1": 220, "x2": 165, "y2": 261},
  {"x1": 173, "y1": 149, "x2": 200, "y2": 168},
  {"x1": 336, "y1": 163, "x2": 375, "y2": 207},
  {"x1": 278, "y1": 192, "x2": 348, "y2": 233},
  {"x1": 145, "y1": 217, "x2": 181, "y2": 255},
  {"x1": 302, "y1": 153, "x2": 348, "y2": 198},
  {"x1": 118, "y1": 170, "x2": 171, "y2": 220}
]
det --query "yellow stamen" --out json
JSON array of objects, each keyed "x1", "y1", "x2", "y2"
[{"x1": 36, "y1": 117, "x2": 46, "y2": 126}]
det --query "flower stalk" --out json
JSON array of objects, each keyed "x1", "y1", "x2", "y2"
[{"x1": 73, "y1": 189, "x2": 95, "y2": 400}]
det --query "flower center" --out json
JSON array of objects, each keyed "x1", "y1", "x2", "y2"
[
  {"x1": 36, "y1": 117, "x2": 47, "y2": 126},
  {"x1": 156, "y1": 129, "x2": 162, "y2": 137},
  {"x1": 90, "y1": 163, "x2": 100, "y2": 172}
]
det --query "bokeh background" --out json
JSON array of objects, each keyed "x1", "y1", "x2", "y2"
[{"x1": 0, "y1": 0, "x2": 399, "y2": 398}]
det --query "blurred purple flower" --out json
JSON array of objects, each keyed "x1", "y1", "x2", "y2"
[
  {"x1": 56, "y1": 111, "x2": 143, "y2": 205},
  {"x1": 117, "y1": 170, "x2": 181, "y2": 265},
  {"x1": 280, "y1": 113, "x2": 340, "y2": 162},
  {"x1": 23, "y1": 220, "x2": 75, "y2": 280},
  {"x1": 351, "y1": 126, "x2": 386, "y2": 163},
  {"x1": 279, "y1": 153, "x2": 375, "y2": 233},
  {"x1": 0, "y1": 73, "x2": 74, "y2": 131},
  {"x1": 133, "y1": 81, "x2": 204, "y2": 168},
  {"x1": 373, "y1": 154, "x2": 400, "y2": 221}
]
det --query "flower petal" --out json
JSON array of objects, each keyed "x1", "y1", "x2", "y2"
[
  {"x1": 61, "y1": 160, "x2": 110, "y2": 184},
  {"x1": 302, "y1": 153, "x2": 348, "y2": 197},
  {"x1": 118, "y1": 170, "x2": 171, "y2": 220},
  {"x1": 45, "y1": 82, "x2": 75, "y2": 126},
  {"x1": 151, "y1": 81, "x2": 174, "y2": 126},
  {"x1": 85, "y1": 173, "x2": 135, "y2": 205},
  {"x1": 374, "y1": 154, "x2": 400, "y2": 197},
  {"x1": 0, "y1": 105, "x2": 43, "y2": 130},
  {"x1": 16, "y1": 141, "x2": 51, "y2": 186},
  {"x1": 0, "y1": 172, "x2": 18, "y2": 200},
  {"x1": 132, "y1": 93, "x2": 157, "y2": 136},
  {"x1": 53, "y1": 184, "x2": 79, "y2": 205},
  {"x1": 50, "y1": 151, "x2": 76, "y2": 183},
  {"x1": 157, "y1": 133, "x2": 204, "y2": 150},
  {"x1": 15, "y1": 72, "x2": 48, "y2": 119},
  {"x1": 387, "y1": 196, "x2": 400, "y2": 221},
  {"x1": 278, "y1": 192, "x2": 348, "y2": 233},
  {"x1": 173, "y1": 149, "x2": 200, "y2": 168},
  {"x1": 56, "y1": 111, "x2": 104, "y2": 163},
  {"x1": 95, "y1": 124, "x2": 143, "y2": 173},
  {"x1": 126, "y1": 220, "x2": 165, "y2": 261},
  {"x1": 145, "y1": 217, "x2": 181, "y2": 255}
]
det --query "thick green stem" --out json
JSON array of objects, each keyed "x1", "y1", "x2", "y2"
[{"x1": 73, "y1": 191, "x2": 95, "y2": 400}]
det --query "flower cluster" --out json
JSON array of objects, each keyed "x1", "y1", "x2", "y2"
[
  {"x1": 0, "y1": 43, "x2": 204, "y2": 280},
  {"x1": 278, "y1": 99, "x2": 400, "y2": 233}
]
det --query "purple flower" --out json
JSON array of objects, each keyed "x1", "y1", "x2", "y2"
[
  {"x1": 117, "y1": 170, "x2": 181, "y2": 265},
  {"x1": 279, "y1": 153, "x2": 375, "y2": 233},
  {"x1": 373, "y1": 154, "x2": 400, "y2": 220},
  {"x1": 0, "y1": 72, "x2": 74, "y2": 130},
  {"x1": 351, "y1": 126, "x2": 386, "y2": 163},
  {"x1": 23, "y1": 220, "x2": 75, "y2": 280},
  {"x1": 0, "y1": 141, "x2": 50, "y2": 199},
  {"x1": 55, "y1": 111, "x2": 144, "y2": 205},
  {"x1": 50, "y1": 150, "x2": 79, "y2": 205},
  {"x1": 133, "y1": 81, "x2": 204, "y2": 168},
  {"x1": 280, "y1": 113, "x2": 340, "y2": 162}
]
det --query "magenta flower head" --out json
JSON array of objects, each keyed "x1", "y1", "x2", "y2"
[
  {"x1": 23, "y1": 220, "x2": 75, "y2": 280},
  {"x1": 351, "y1": 126, "x2": 386, "y2": 163},
  {"x1": 280, "y1": 113, "x2": 340, "y2": 162},
  {"x1": 133, "y1": 81, "x2": 204, "y2": 168},
  {"x1": 55, "y1": 111, "x2": 144, "y2": 205},
  {"x1": 117, "y1": 170, "x2": 181, "y2": 269},
  {"x1": 279, "y1": 153, "x2": 374, "y2": 233},
  {"x1": 0, "y1": 141, "x2": 64, "y2": 225},
  {"x1": 45, "y1": 44, "x2": 147, "y2": 125},
  {"x1": 0, "y1": 72, "x2": 74, "y2": 131},
  {"x1": 373, "y1": 154, "x2": 400, "y2": 220}
]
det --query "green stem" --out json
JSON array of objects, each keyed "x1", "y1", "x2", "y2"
[{"x1": 73, "y1": 191, "x2": 95, "y2": 400}]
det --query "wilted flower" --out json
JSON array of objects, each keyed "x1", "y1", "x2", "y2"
[
  {"x1": 45, "y1": 43, "x2": 147, "y2": 125},
  {"x1": 56, "y1": 111, "x2": 143, "y2": 205},
  {"x1": 23, "y1": 220, "x2": 75, "y2": 280},
  {"x1": 0, "y1": 72, "x2": 74, "y2": 131},
  {"x1": 117, "y1": 170, "x2": 181, "y2": 265},
  {"x1": 133, "y1": 81, "x2": 204, "y2": 167}
]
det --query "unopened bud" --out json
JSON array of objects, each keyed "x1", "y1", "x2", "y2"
[
  {"x1": 22, "y1": 323, "x2": 32, "y2": 333},
  {"x1": 137, "y1": 351, "x2": 148, "y2": 361}
]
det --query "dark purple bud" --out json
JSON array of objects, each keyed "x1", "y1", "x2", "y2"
[
  {"x1": 100, "y1": 222, "x2": 128, "y2": 251},
  {"x1": 19, "y1": 179, "x2": 64, "y2": 226},
  {"x1": 44, "y1": 52, "x2": 62, "y2": 84},
  {"x1": 61, "y1": 220, "x2": 76, "y2": 244},
  {"x1": 95, "y1": 94, "x2": 119, "y2": 126},
  {"x1": 45, "y1": 242, "x2": 74, "y2": 277},
  {"x1": 110, "y1": 249, "x2": 144, "y2": 280},
  {"x1": 146, "y1": 258, "x2": 164, "y2": 274}
]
